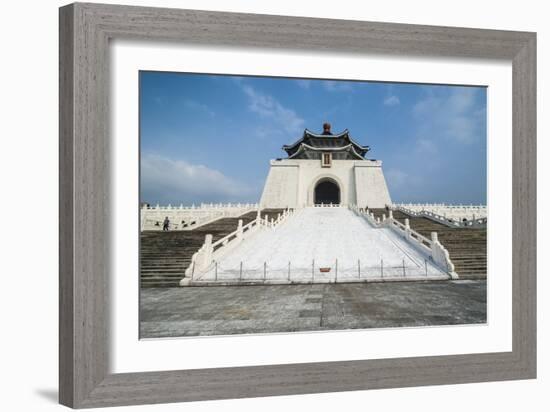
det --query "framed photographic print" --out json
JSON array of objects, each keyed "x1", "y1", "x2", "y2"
[{"x1": 59, "y1": 2, "x2": 536, "y2": 408}]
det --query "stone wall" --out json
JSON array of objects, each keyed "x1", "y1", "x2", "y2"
[
  {"x1": 258, "y1": 163, "x2": 299, "y2": 209},
  {"x1": 354, "y1": 163, "x2": 392, "y2": 208}
]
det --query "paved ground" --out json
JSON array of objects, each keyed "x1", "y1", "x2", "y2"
[{"x1": 140, "y1": 280, "x2": 486, "y2": 338}]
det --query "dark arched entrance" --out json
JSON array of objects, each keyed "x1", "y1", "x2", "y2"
[{"x1": 314, "y1": 179, "x2": 340, "y2": 205}]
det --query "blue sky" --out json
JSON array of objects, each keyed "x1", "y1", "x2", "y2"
[{"x1": 140, "y1": 72, "x2": 487, "y2": 205}]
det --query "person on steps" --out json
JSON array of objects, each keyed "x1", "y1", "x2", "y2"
[{"x1": 162, "y1": 216, "x2": 170, "y2": 231}]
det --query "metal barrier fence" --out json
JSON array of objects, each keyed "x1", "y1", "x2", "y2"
[{"x1": 191, "y1": 257, "x2": 449, "y2": 283}]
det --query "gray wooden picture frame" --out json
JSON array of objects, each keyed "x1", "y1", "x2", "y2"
[{"x1": 59, "y1": 2, "x2": 536, "y2": 408}]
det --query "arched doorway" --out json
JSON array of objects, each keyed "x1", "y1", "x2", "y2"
[{"x1": 314, "y1": 179, "x2": 340, "y2": 205}]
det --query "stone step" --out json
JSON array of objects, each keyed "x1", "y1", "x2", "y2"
[
  {"x1": 140, "y1": 269, "x2": 186, "y2": 273},
  {"x1": 454, "y1": 260, "x2": 487, "y2": 265},
  {"x1": 140, "y1": 209, "x2": 287, "y2": 287},
  {"x1": 370, "y1": 208, "x2": 487, "y2": 277},
  {"x1": 141, "y1": 282, "x2": 181, "y2": 288},
  {"x1": 140, "y1": 261, "x2": 190, "y2": 265},
  {"x1": 454, "y1": 267, "x2": 487, "y2": 272},
  {"x1": 141, "y1": 264, "x2": 190, "y2": 268}
]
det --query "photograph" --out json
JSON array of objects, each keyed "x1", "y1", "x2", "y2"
[
  {"x1": 1, "y1": 0, "x2": 542, "y2": 410},
  {"x1": 138, "y1": 72, "x2": 488, "y2": 338}
]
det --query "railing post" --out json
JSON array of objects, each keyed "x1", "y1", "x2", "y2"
[
  {"x1": 429, "y1": 231, "x2": 457, "y2": 278},
  {"x1": 237, "y1": 219, "x2": 243, "y2": 241},
  {"x1": 263, "y1": 262, "x2": 267, "y2": 281},
  {"x1": 203, "y1": 234, "x2": 213, "y2": 266},
  {"x1": 404, "y1": 218, "x2": 411, "y2": 239},
  {"x1": 288, "y1": 261, "x2": 291, "y2": 282},
  {"x1": 239, "y1": 261, "x2": 243, "y2": 281},
  {"x1": 402, "y1": 258, "x2": 406, "y2": 277},
  {"x1": 214, "y1": 261, "x2": 218, "y2": 281}
]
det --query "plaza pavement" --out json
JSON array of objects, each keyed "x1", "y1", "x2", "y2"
[{"x1": 140, "y1": 280, "x2": 486, "y2": 338}]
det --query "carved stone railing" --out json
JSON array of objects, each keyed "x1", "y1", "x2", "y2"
[
  {"x1": 142, "y1": 202, "x2": 259, "y2": 211},
  {"x1": 180, "y1": 209, "x2": 295, "y2": 285},
  {"x1": 349, "y1": 204, "x2": 457, "y2": 278},
  {"x1": 395, "y1": 202, "x2": 486, "y2": 213},
  {"x1": 391, "y1": 204, "x2": 487, "y2": 228},
  {"x1": 141, "y1": 203, "x2": 259, "y2": 231},
  {"x1": 313, "y1": 203, "x2": 342, "y2": 208}
]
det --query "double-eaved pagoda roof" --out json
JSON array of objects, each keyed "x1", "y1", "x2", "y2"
[{"x1": 282, "y1": 124, "x2": 370, "y2": 160}]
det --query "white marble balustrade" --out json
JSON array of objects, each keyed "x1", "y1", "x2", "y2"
[
  {"x1": 140, "y1": 203, "x2": 259, "y2": 231},
  {"x1": 392, "y1": 203, "x2": 487, "y2": 228}
]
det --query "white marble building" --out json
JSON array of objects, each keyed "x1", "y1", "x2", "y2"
[{"x1": 260, "y1": 124, "x2": 392, "y2": 209}]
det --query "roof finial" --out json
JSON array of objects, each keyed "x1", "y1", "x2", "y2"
[{"x1": 322, "y1": 122, "x2": 332, "y2": 135}]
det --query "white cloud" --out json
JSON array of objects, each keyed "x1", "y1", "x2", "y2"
[
  {"x1": 141, "y1": 153, "x2": 252, "y2": 204},
  {"x1": 383, "y1": 95, "x2": 400, "y2": 106},
  {"x1": 385, "y1": 169, "x2": 409, "y2": 189},
  {"x1": 254, "y1": 126, "x2": 285, "y2": 140},
  {"x1": 296, "y1": 80, "x2": 311, "y2": 89},
  {"x1": 416, "y1": 138, "x2": 437, "y2": 154},
  {"x1": 412, "y1": 87, "x2": 483, "y2": 144},
  {"x1": 242, "y1": 85, "x2": 304, "y2": 134},
  {"x1": 182, "y1": 99, "x2": 215, "y2": 117},
  {"x1": 385, "y1": 168, "x2": 426, "y2": 196},
  {"x1": 322, "y1": 80, "x2": 353, "y2": 92}
]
